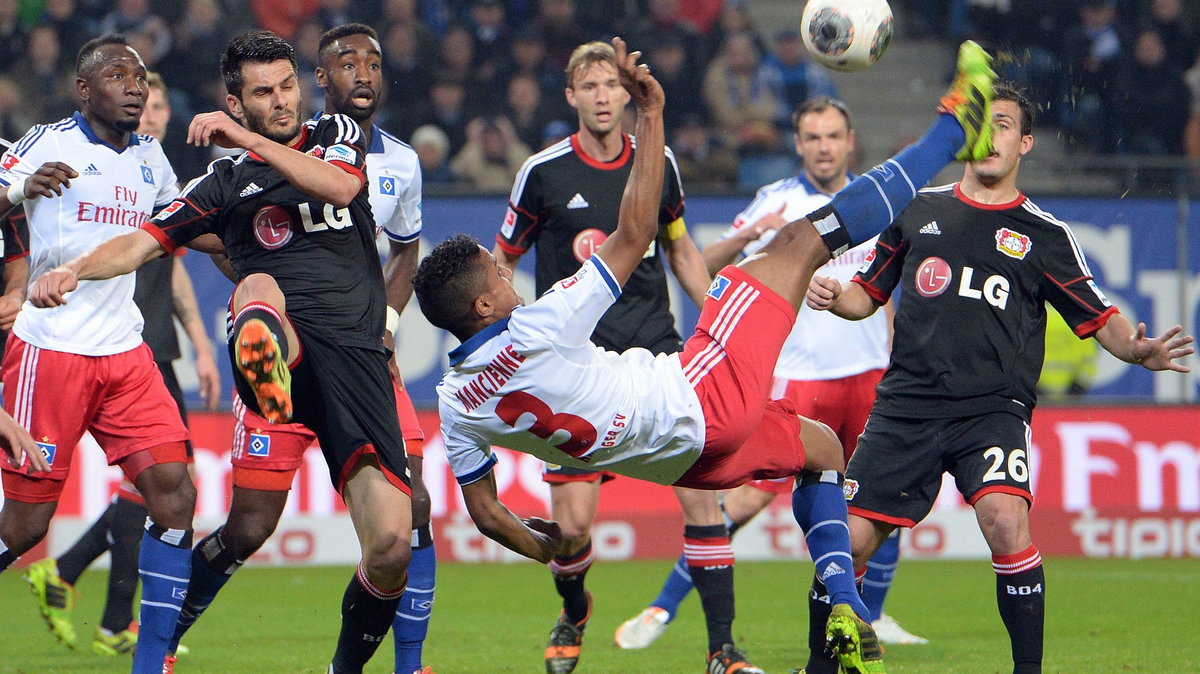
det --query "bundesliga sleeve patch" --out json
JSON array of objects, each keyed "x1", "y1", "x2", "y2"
[{"x1": 324, "y1": 144, "x2": 358, "y2": 166}]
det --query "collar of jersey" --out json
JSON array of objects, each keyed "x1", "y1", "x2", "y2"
[
  {"x1": 310, "y1": 111, "x2": 385, "y2": 154},
  {"x1": 73, "y1": 111, "x2": 141, "y2": 152},
  {"x1": 571, "y1": 132, "x2": 631, "y2": 171},
  {"x1": 953, "y1": 182, "x2": 1025, "y2": 210},
  {"x1": 247, "y1": 126, "x2": 309, "y2": 162},
  {"x1": 448, "y1": 317, "x2": 511, "y2": 367},
  {"x1": 797, "y1": 171, "x2": 853, "y2": 196}
]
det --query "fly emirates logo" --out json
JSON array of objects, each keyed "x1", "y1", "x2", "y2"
[{"x1": 77, "y1": 186, "x2": 150, "y2": 228}]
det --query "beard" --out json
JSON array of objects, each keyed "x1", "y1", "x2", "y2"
[
  {"x1": 244, "y1": 108, "x2": 301, "y2": 144},
  {"x1": 112, "y1": 116, "x2": 140, "y2": 134}
]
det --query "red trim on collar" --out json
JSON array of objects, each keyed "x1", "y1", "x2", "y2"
[
  {"x1": 571, "y1": 133, "x2": 632, "y2": 170},
  {"x1": 954, "y1": 183, "x2": 1026, "y2": 210}
]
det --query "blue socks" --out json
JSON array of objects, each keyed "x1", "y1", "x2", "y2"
[
  {"x1": 132, "y1": 520, "x2": 192, "y2": 674},
  {"x1": 650, "y1": 556, "x2": 693, "y2": 621},
  {"x1": 813, "y1": 114, "x2": 966, "y2": 254},
  {"x1": 862, "y1": 530, "x2": 901, "y2": 621},
  {"x1": 791, "y1": 471, "x2": 869, "y2": 620},
  {"x1": 394, "y1": 526, "x2": 436, "y2": 674}
]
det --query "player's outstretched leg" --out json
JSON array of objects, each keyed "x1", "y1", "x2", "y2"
[
  {"x1": 938, "y1": 40, "x2": 997, "y2": 161},
  {"x1": 864, "y1": 532, "x2": 928, "y2": 645},
  {"x1": 825, "y1": 603, "x2": 886, "y2": 674},
  {"x1": 25, "y1": 557, "x2": 79, "y2": 648},
  {"x1": 393, "y1": 528, "x2": 436, "y2": 674}
]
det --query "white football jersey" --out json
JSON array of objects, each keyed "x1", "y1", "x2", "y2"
[
  {"x1": 366, "y1": 125, "x2": 421, "y2": 243},
  {"x1": 438, "y1": 255, "x2": 705, "y2": 487},
  {"x1": 725, "y1": 173, "x2": 889, "y2": 380},
  {"x1": 0, "y1": 114, "x2": 179, "y2": 355}
]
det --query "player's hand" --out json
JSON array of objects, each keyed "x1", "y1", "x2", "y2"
[
  {"x1": 187, "y1": 111, "x2": 254, "y2": 149},
  {"x1": 24, "y1": 162, "x2": 78, "y2": 199},
  {"x1": 0, "y1": 408, "x2": 47, "y2": 473},
  {"x1": 737, "y1": 204, "x2": 788, "y2": 242},
  {"x1": 0, "y1": 294, "x2": 21, "y2": 330},
  {"x1": 523, "y1": 516, "x2": 564, "y2": 563},
  {"x1": 1129, "y1": 323, "x2": 1194, "y2": 373},
  {"x1": 806, "y1": 275, "x2": 842, "y2": 311},
  {"x1": 612, "y1": 37, "x2": 664, "y2": 113},
  {"x1": 195, "y1": 349, "x2": 222, "y2": 410},
  {"x1": 29, "y1": 267, "x2": 79, "y2": 307}
]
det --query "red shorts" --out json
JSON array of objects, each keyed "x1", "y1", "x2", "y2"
[
  {"x1": 673, "y1": 266, "x2": 806, "y2": 490},
  {"x1": 748, "y1": 368, "x2": 885, "y2": 495},
  {"x1": 230, "y1": 378, "x2": 424, "y2": 491},
  {"x1": 1, "y1": 337, "x2": 189, "y2": 502}
]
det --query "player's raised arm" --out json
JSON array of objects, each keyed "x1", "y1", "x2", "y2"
[
  {"x1": 590, "y1": 37, "x2": 665, "y2": 287},
  {"x1": 29, "y1": 229, "x2": 165, "y2": 307},
  {"x1": 460, "y1": 473, "x2": 563, "y2": 563}
]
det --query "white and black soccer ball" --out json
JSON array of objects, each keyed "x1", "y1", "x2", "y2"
[{"x1": 800, "y1": 0, "x2": 894, "y2": 72}]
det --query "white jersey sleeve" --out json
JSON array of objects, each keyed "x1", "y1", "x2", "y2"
[
  {"x1": 368, "y1": 129, "x2": 423, "y2": 243},
  {"x1": 440, "y1": 404, "x2": 499, "y2": 485},
  {"x1": 0, "y1": 124, "x2": 54, "y2": 187},
  {"x1": 507, "y1": 255, "x2": 622, "y2": 350}
]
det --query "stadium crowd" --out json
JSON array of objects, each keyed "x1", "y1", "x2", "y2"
[{"x1": 0, "y1": 0, "x2": 1196, "y2": 189}]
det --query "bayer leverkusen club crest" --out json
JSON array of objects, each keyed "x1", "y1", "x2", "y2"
[{"x1": 995, "y1": 228, "x2": 1032, "y2": 260}]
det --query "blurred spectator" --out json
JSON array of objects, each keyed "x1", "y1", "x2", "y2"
[
  {"x1": 1186, "y1": 48, "x2": 1200, "y2": 158},
  {"x1": 538, "y1": 0, "x2": 586, "y2": 70},
  {"x1": 1116, "y1": 29, "x2": 1191, "y2": 156},
  {"x1": 495, "y1": 26, "x2": 563, "y2": 107},
  {"x1": 440, "y1": 24, "x2": 489, "y2": 103},
  {"x1": 0, "y1": 0, "x2": 27, "y2": 76},
  {"x1": 381, "y1": 0, "x2": 442, "y2": 62},
  {"x1": 703, "y1": 31, "x2": 781, "y2": 155},
  {"x1": 573, "y1": 1, "x2": 636, "y2": 36},
  {"x1": 161, "y1": 0, "x2": 229, "y2": 113},
  {"x1": 0, "y1": 76, "x2": 35, "y2": 141},
  {"x1": 100, "y1": 0, "x2": 173, "y2": 63},
  {"x1": 705, "y1": 2, "x2": 767, "y2": 61},
  {"x1": 671, "y1": 113, "x2": 738, "y2": 188},
  {"x1": 250, "y1": 0, "x2": 318, "y2": 40},
  {"x1": 293, "y1": 20, "x2": 326, "y2": 117},
  {"x1": 504, "y1": 74, "x2": 556, "y2": 151},
  {"x1": 539, "y1": 119, "x2": 572, "y2": 150},
  {"x1": 630, "y1": 0, "x2": 708, "y2": 78},
  {"x1": 465, "y1": 0, "x2": 510, "y2": 83},
  {"x1": 1060, "y1": 0, "x2": 1123, "y2": 153},
  {"x1": 411, "y1": 123, "x2": 454, "y2": 184},
  {"x1": 1146, "y1": 0, "x2": 1198, "y2": 71},
  {"x1": 997, "y1": 1, "x2": 1074, "y2": 114},
  {"x1": 382, "y1": 23, "x2": 435, "y2": 128},
  {"x1": 678, "y1": 0, "x2": 724, "y2": 36},
  {"x1": 13, "y1": 25, "x2": 76, "y2": 123},
  {"x1": 646, "y1": 36, "x2": 705, "y2": 137},
  {"x1": 450, "y1": 115, "x2": 531, "y2": 191},
  {"x1": 411, "y1": 73, "x2": 474, "y2": 156},
  {"x1": 315, "y1": 0, "x2": 365, "y2": 29},
  {"x1": 41, "y1": 0, "x2": 91, "y2": 69},
  {"x1": 761, "y1": 29, "x2": 838, "y2": 125}
]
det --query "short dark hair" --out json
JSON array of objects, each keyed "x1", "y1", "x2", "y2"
[
  {"x1": 318, "y1": 23, "x2": 379, "y2": 64},
  {"x1": 77, "y1": 34, "x2": 132, "y2": 79},
  {"x1": 413, "y1": 234, "x2": 488, "y2": 334},
  {"x1": 791, "y1": 96, "x2": 853, "y2": 133},
  {"x1": 221, "y1": 30, "x2": 297, "y2": 97},
  {"x1": 993, "y1": 82, "x2": 1034, "y2": 136}
]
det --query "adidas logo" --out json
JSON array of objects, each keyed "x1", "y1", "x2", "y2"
[
  {"x1": 82, "y1": 163, "x2": 101, "y2": 176},
  {"x1": 239, "y1": 182, "x2": 263, "y2": 198},
  {"x1": 819, "y1": 562, "x2": 846, "y2": 581},
  {"x1": 919, "y1": 221, "x2": 942, "y2": 235},
  {"x1": 566, "y1": 193, "x2": 589, "y2": 209}
]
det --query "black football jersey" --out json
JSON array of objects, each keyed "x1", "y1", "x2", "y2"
[
  {"x1": 496, "y1": 133, "x2": 686, "y2": 352},
  {"x1": 854, "y1": 184, "x2": 1116, "y2": 421},
  {"x1": 0, "y1": 208, "x2": 29, "y2": 352},
  {"x1": 143, "y1": 114, "x2": 386, "y2": 350}
]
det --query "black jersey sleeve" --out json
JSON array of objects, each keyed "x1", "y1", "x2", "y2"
[
  {"x1": 3, "y1": 209, "x2": 29, "y2": 262},
  {"x1": 659, "y1": 148, "x2": 686, "y2": 226},
  {"x1": 852, "y1": 219, "x2": 907, "y2": 303},
  {"x1": 312, "y1": 114, "x2": 367, "y2": 188},
  {"x1": 497, "y1": 158, "x2": 543, "y2": 256},
  {"x1": 1038, "y1": 221, "x2": 1118, "y2": 338},
  {"x1": 141, "y1": 157, "x2": 233, "y2": 254}
]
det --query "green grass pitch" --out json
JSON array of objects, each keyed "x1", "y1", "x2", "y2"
[{"x1": 2, "y1": 557, "x2": 1196, "y2": 672}]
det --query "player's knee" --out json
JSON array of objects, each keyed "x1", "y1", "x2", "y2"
[
  {"x1": 224, "y1": 517, "x2": 278, "y2": 557},
  {"x1": 141, "y1": 465, "x2": 196, "y2": 528},
  {"x1": 362, "y1": 532, "x2": 412, "y2": 584},
  {"x1": 800, "y1": 418, "x2": 845, "y2": 473},
  {"x1": 976, "y1": 498, "x2": 1030, "y2": 552},
  {"x1": 556, "y1": 522, "x2": 591, "y2": 546},
  {"x1": 0, "y1": 513, "x2": 48, "y2": 554}
]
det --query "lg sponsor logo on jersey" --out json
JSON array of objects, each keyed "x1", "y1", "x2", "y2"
[{"x1": 912, "y1": 227, "x2": 1032, "y2": 310}]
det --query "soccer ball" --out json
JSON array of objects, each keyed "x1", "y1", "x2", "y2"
[{"x1": 801, "y1": 0, "x2": 894, "y2": 72}]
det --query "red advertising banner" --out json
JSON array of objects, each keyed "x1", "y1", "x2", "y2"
[{"x1": 16, "y1": 405, "x2": 1200, "y2": 564}]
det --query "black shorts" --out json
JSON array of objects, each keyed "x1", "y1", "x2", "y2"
[
  {"x1": 844, "y1": 411, "x2": 1032, "y2": 527},
  {"x1": 230, "y1": 326, "x2": 410, "y2": 493},
  {"x1": 543, "y1": 330, "x2": 681, "y2": 483}
]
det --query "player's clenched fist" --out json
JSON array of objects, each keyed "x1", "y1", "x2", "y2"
[
  {"x1": 806, "y1": 275, "x2": 842, "y2": 311},
  {"x1": 23, "y1": 162, "x2": 79, "y2": 199},
  {"x1": 612, "y1": 37, "x2": 664, "y2": 113},
  {"x1": 29, "y1": 267, "x2": 79, "y2": 308}
]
